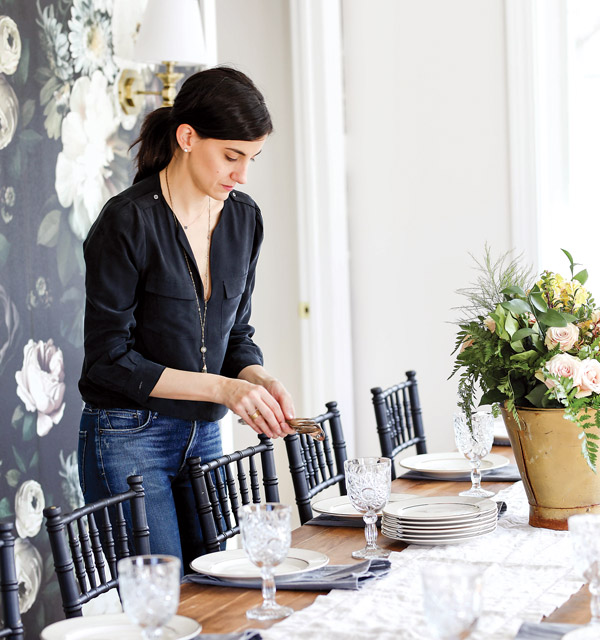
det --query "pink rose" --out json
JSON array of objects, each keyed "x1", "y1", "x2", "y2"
[
  {"x1": 537, "y1": 353, "x2": 582, "y2": 391},
  {"x1": 483, "y1": 317, "x2": 496, "y2": 333},
  {"x1": 544, "y1": 323, "x2": 579, "y2": 351},
  {"x1": 15, "y1": 338, "x2": 66, "y2": 436},
  {"x1": 575, "y1": 358, "x2": 600, "y2": 397}
]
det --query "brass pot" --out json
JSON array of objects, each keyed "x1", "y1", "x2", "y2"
[{"x1": 501, "y1": 406, "x2": 600, "y2": 530}]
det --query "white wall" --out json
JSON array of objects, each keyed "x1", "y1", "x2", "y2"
[
  {"x1": 215, "y1": 0, "x2": 513, "y2": 507},
  {"x1": 342, "y1": 0, "x2": 512, "y2": 455},
  {"x1": 215, "y1": 0, "x2": 301, "y2": 517}
]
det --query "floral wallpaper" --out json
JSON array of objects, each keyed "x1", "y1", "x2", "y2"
[{"x1": 0, "y1": 0, "x2": 152, "y2": 636}]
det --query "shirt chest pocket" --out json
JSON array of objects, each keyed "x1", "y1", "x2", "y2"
[
  {"x1": 142, "y1": 276, "x2": 198, "y2": 338},
  {"x1": 221, "y1": 274, "x2": 247, "y2": 339}
]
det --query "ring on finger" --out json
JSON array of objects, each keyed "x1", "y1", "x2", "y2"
[{"x1": 250, "y1": 409, "x2": 261, "y2": 420}]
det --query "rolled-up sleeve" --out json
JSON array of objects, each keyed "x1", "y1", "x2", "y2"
[
  {"x1": 82, "y1": 197, "x2": 165, "y2": 402},
  {"x1": 220, "y1": 208, "x2": 265, "y2": 379}
]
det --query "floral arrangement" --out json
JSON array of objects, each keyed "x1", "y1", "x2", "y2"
[{"x1": 452, "y1": 248, "x2": 600, "y2": 470}]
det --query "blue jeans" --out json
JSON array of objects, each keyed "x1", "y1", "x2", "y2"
[{"x1": 78, "y1": 405, "x2": 223, "y2": 570}]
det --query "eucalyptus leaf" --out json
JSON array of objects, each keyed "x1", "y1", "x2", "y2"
[
  {"x1": 29, "y1": 451, "x2": 39, "y2": 468},
  {"x1": 510, "y1": 350, "x2": 539, "y2": 362},
  {"x1": 479, "y1": 388, "x2": 506, "y2": 405},
  {"x1": 512, "y1": 327, "x2": 536, "y2": 341},
  {"x1": 538, "y1": 309, "x2": 568, "y2": 327},
  {"x1": 501, "y1": 285, "x2": 527, "y2": 297},
  {"x1": 562, "y1": 248, "x2": 574, "y2": 267},
  {"x1": 501, "y1": 298, "x2": 532, "y2": 315},
  {"x1": 529, "y1": 292, "x2": 548, "y2": 312},
  {"x1": 561, "y1": 313, "x2": 579, "y2": 323},
  {"x1": 505, "y1": 313, "x2": 519, "y2": 337},
  {"x1": 525, "y1": 383, "x2": 548, "y2": 407},
  {"x1": 575, "y1": 269, "x2": 589, "y2": 286},
  {"x1": 510, "y1": 340, "x2": 525, "y2": 353},
  {"x1": 18, "y1": 129, "x2": 43, "y2": 145}
]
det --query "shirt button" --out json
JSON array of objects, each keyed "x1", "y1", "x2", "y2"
[
  {"x1": 232, "y1": 192, "x2": 236, "y2": 197},
  {"x1": 153, "y1": 194, "x2": 159, "y2": 200}
]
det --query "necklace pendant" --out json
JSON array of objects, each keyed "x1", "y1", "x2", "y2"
[
  {"x1": 200, "y1": 346, "x2": 207, "y2": 353},
  {"x1": 202, "y1": 365, "x2": 208, "y2": 373}
]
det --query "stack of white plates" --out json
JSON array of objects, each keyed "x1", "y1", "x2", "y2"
[{"x1": 381, "y1": 496, "x2": 498, "y2": 545}]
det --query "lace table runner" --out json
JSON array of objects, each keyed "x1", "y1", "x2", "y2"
[{"x1": 262, "y1": 482, "x2": 584, "y2": 640}]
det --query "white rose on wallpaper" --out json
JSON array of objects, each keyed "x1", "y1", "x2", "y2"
[
  {"x1": 55, "y1": 70, "x2": 120, "y2": 239},
  {"x1": 14, "y1": 480, "x2": 45, "y2": 538},
  {"x1": 0, "y1": 16, "x2": 21, "y2": 75},
  {"x1": 15, "y1": 338, "x2": 66, "y2": 437},
  {"x1": 0, "y1": 283, "x2": 19, "y2": 371},
  {"x1": 68, "y1": 0, "x2": 118, "y2": 83},
  {"x1": 14, "y1": 538, "x2": 43, "y2": 613},
  {"x1": 59, "y1": 450, "x2": 84, "y2": 510},
  {"x1": 0, "y1": 73, "x2": 18, "y2": 149}
]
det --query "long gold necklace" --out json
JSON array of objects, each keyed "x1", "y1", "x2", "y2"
[{"x1": 165, "y1": 165, "x2": 211, "y2": 373}]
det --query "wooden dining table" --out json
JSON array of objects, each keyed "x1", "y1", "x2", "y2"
[{"x1": 178, "y1": 447, "x2": 590, "y2": 635}]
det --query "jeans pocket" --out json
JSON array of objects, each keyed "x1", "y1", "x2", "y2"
[
  {"x1": 78, "y1": 430, "x2": 87, "y2": 495},
  {"x1": 100, "y1": 408, "x2": 154, "y2": 434}
]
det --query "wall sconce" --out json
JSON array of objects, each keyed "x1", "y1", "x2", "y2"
[{"x1": 118, "y1": 0, "x2": 207, "y2": 115}]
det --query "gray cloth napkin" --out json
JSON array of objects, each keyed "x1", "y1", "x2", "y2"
[
  {"x1": 306, "y1": 500, "x2": 507, "y2": 528},
  {"x1": 400, "y1": 463, "x2": 521, "y2": 482},
  {"x1": 515, "y1": 622, "x2": 579, "y2": 638},
  {"x1": 182, "y1": 558, "x2": 391, "y2": 591}
]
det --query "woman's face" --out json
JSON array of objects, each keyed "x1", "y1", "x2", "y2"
[{"x1": 185, "y1": 134, "x2": 267, "y2": 201}]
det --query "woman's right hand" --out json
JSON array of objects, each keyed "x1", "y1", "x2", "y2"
[{"x1": 218, "y1": 378, "x2": 289, "y2": 439}]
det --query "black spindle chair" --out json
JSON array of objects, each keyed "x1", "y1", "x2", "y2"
[
  {"x1": 188, "y1": 434, "x2": 280, "y2": 554},
  {"x1": 371, "y1": 370, "x2": 428, "y2": 479},
  {"x1": 284, "y1": 400, "x2": 348, "y2": 524},
  {"x1": 43, "y1": 475, "x2": 151, "y2": 619},
  {"x1": 0, "y1": 523, "x2": 24, "y2": 640}
]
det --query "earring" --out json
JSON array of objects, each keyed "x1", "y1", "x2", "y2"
[{"x1": 183, "y1": 148, "x2": 189, "y2": 153}]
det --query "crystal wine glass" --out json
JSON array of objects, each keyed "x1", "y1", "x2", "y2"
[
  {"x1": 344, "y1": 457, "x2": 391, "y2": 559},
  {"x1": 420, "y1": 562, "x2": 483, "y2": 640},
  {"x1": 564, "y1": 514, "x2": 600, "y2": 639},
  {"x1": 453, "y1": 410, "x2": 495, "y2": 498},
  {"x1": 117, "y1": 554, "x2": 181, "y2": 640},
  {"x1": 239, "y1": 503, "x2": 294, "y2": 621}
]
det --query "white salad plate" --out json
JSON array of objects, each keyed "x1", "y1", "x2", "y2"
[
  {"x1": 40, "y1": 614, "x2": 201, "y2": 640},
  {"x1": 399, "y1": 452, "x2": 509, "y2": 477},
  {"x1": 311, "y1": 492, "x2": 414, "y2": 518},
  {"x1": 189, "y1": 547, "x2": 328, "y2": 580},
  {"x1": 383, "y1": 496, "x2": 498, "y2": 522}
]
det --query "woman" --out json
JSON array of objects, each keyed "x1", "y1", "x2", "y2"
[{"x1": 78, "y1": 67, "x2": 295, "y2": 566}]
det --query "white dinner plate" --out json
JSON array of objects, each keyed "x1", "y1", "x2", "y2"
[
  {"x1": 382, "y1": 523, "x2": 497, "y2": 545},
  {"x1": 383, "y1": 496, "x2": 498, "y2": 521},
  {"x1": 382, "y1": 511, "x2": 497, "y2": 532},
  {"x1": 383, "y1": 508, "x2": 499, "y2": 528},
  {"x1": 40, "y1": 614, "x2": 201, "y2": 640},
  {"x1": 399, "y1": 452, "x2": 509, "y2": 477},
  {"x1": 311, "y1": 492, "x2": 415, "y2": 518},
  {"x1": 189, "y1": 547, "x2": 329, "y2": 580}
]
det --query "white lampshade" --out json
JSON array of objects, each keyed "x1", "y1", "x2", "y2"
[{"x1": 133, "y1": 0, "x2": 206, "y2": 65}]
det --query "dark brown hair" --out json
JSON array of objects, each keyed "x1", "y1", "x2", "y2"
[{"x1": 131, "y1": 66, "x2": 273, "y2": 183}]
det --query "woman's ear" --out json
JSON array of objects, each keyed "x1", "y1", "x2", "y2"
[{"x1": 175, "y1": 124, "x2": 195, "y2": 153}]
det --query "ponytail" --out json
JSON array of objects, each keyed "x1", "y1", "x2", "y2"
[{"x1": 131, "y1": 107, "x2": 175, "y2": 183}]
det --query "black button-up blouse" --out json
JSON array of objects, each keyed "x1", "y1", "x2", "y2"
[{"x1": 78, "y1": 173, "x2": 264, "y2": 421}]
